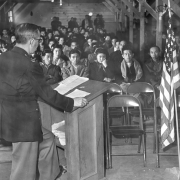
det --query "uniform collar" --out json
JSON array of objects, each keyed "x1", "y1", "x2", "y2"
[{"x1": 12, "y1": 46, "x2": 29, "y2": 57}]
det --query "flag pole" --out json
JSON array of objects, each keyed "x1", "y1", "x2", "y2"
[
  {"x1": 168, "y1": 0, "x2": 180, "y2": 178},
  {"x1": 174, "y1": 90, "x2": 180, "y2": 180}
]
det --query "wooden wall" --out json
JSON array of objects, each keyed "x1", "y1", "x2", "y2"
[{"x1": 13, "y1": 2, "x2": 116, "y2": 33}]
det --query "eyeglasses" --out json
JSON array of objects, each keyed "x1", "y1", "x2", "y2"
[{"x1": 33, "y1": 38, "x2": 42, "y2": 43}]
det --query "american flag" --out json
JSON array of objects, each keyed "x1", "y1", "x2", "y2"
[{"x1": 159, "y1": 17, "x2": 180, "y2": 148}]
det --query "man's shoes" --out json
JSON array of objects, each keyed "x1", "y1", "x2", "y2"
[
  {"x1": 55, "y1": 165, "x2": 67, "y2": 180},
  {"x1": 56, "y1": 173, "x2": 67, "y2": 180}
]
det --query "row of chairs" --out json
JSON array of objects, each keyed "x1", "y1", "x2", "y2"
[{"x1": 105, "y1": 82, "x2": 179, "y2": 169}]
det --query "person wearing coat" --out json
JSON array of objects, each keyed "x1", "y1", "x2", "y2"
[
  {"x1": 61, "y1": 49, "x2": 89, "y2": 80},
  {"x1": 40, "y1": 49, "x2": 62, "y2": 85},
  {"x1": 89, "y1": 48, "x2": 114, "y2": 82},
  {"x1": 0, "y1": 23, "x2": 88, "y2": 180}
]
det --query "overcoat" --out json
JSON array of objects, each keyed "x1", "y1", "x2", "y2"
[{"x1": 0, "y1": 47, "x2": 74, "y2": 142}]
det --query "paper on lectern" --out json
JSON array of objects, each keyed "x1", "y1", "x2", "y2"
[
  {"x1": 66, "y1": 89, "x2": 90, "y2": 98},
  {"x1": 54, "y1": 75, "x2": 89, "y2": 95}
]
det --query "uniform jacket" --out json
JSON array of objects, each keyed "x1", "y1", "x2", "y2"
[{"x1": 0, "y1": 47, "x2": 74, "y2": 142}]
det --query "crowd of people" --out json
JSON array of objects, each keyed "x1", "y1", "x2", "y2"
[{"x1": 0, "y1": 15, "x2": 168, "y2": 101}]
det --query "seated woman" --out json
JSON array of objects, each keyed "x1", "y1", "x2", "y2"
[
  {"x1": 61, "y1": 49, "x2": 89, "y2": 80},
  {"x1": 120, "y1": 45, "x2": 143, "y2": 92},
  {"x1": 89, "y1": 48, "x2": 114, "y2": 82},
  {"x1": 143, "y1": 46, "x2": 163, "y2": 97},
  {"x1": 40, "y1": 49, "x2": 62, "y2": 85}
]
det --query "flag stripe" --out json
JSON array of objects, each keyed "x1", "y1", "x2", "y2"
[{"x1": 160, "y1": 16, "x2": 180, "y2": 149}]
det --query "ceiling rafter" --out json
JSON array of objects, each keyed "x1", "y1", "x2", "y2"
[
  {"x1": 162, "y1": 0, "x2": 180, "y2": 19},
  {"x1": 105, "y1": 0, "x2": 120, "y2": 13},
  {"x1": 102, "y1": 1, "x2": 114, "y2": 13},
  {"x1": 111, "y1": 0, "x2": 140, "y2": 18},
  {"x1": 138, "y1": 0, "x2": 157, "y2": 19},
  {"x1": 120, "y1": 0, "x2": 140, "y2": 18},
  {"x1": 110, "y1": 0, "x2": 131, "y2": 17}
]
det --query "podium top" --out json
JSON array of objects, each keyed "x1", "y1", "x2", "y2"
[{"x1": 53, "y1": 80, "x2": 121, "y2": 112}]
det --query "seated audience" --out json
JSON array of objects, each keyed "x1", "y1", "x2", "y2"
[
  {"x1": 108, "y1": 37, "x2": 118, "y2": 55},
  {"x1": 89, "y1": 48, "x2": 114, "y2": 82},
  {"x1": 40, "y1": 49, "x2": 62, "y2": 85},
  {"x1": 48, "y1": 39, "x2": 55, "y2": 51},
  {"x1": 9, "y1": 34, "x2": 16, "y2": 50},
  {"x1": 120, "y1": 46, "x2": 143, "y2": 92},
  {"x1": 108, "y1": 40, "x2": 127, "y2": 83},
  {"x1": 143, "y1": 46, "x2": 163, "y2": 97},
  {"x1": 52, "y1": 44, "x2": 68, "y2": 69},
  {"x1": 58, "y1": 36, "x2": 69, "y2": 54},
  {"x1": 62, "y1": 49, "x2": 89, "y2": 79},
  {"x1": 1, "y1": 29, "x2": 10, "y2": 44}
]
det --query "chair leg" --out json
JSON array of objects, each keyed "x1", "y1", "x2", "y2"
[
  {"x1": 109, "y1": 132, "x2": 113, "y2": 169},
  {"x1": 142, "y1": 134, "x2": 146, "y2": 167},
  {"x1": 104, "y1": 126, "x2": 109, "y2": 169},
  {"x1": 156, "y1": 130, "x2": 160, "y2": 168},
  {"x1": 153, "y1": 117, "x2": 156, "y2": 154},
  {"x1": 138, "y1": 135, "x2": 142, "y2": 153}
]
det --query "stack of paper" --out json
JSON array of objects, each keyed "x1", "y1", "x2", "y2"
[
  {"x1": 66, "y1": 89, "x2": 90, "y2": 98},
  {"x1": 54, "y1": 75, "x2": 89, "y2": 95}
]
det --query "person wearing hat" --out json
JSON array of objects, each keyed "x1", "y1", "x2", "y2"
[{"x1": 89, "y1": 48, "x2": 114, "y2": 82}]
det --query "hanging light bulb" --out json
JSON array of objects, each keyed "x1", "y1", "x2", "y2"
[
  {"x1": 60, "y1": 0, "x2": 62, "y2": 6},
  {"x1": 51, "y1": 0, "x2": 54, "y2": 2}
]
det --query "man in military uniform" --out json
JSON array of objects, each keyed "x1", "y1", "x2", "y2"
[{"x1": 0, "y1": 23, "x2": 88, "y2": 180}]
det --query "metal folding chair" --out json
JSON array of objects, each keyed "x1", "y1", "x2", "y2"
[
  {"x1": 106, "y1": 95, "x2": 146, "y2": 168},
  {"x1": 127, "y1": 82, "x2": 157, "y2": 153}
]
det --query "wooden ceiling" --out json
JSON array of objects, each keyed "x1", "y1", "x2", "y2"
[{"x1": 0, "y1": 0, "x2": 104, "y2": 3}]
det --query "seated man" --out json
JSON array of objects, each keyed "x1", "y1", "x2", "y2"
[
  {"x1": 61, "y1": 49, "x2": 89, "y2": 79},
  {"x1": 40, "y1": 49, "x2": 62, "y2": 85},
  {"x1": 89, "y1": 48, "x2": 114, "y2": 82},
  {"x1": 120, "y1": 45, "x2": 143, "y2": 93},
  {"x1": 108, "y1": 40, "x2": 127, "y2": 84},
  {"x1": 143, "y1": 46, "x2": 163, "y2": 97}
]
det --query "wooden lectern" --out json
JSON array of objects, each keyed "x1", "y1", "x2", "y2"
[
  {"x1": 65, "y1": 80, "x2": 113, "y2": 180},
  {"x1": 39, "y1": 80, "x2": 118, "y2": 180}
]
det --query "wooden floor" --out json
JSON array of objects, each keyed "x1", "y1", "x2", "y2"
[{"x1": 0, "y1": 129, "x2": 179, "y2": 180}]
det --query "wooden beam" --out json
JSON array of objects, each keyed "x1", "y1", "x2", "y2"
[
  {"x1": 110, "y1": 0, "x2": 135, "y2": 18},
  {"x1": 5, "y1": 2, "x2": 17, "y2": 14},
  {"x1": 129, "y1": 4, "x2": 133, "y2": 43},
  {"x1": 139, "y1": 0, "x2": 157, "y2": 20},
  {"x1": 102, "y1": 2, "x2": 115, "y2": 13},
  {"x1": 120, "y1": 0, "x2": 140, "y2": 18},
  {"x1": 139, "y1": 2, "x2": 145, "y2": 62},
  {"x1": 0, "y1": 1, "x2": 7, "y2": 11},
  {"x1": 162, "y1": 0, "x2": 180, "y2": 18},
  {"x1": 105, "y1": 0, "x2": 119, "y2": 12},
  {"x1": 156, "y1": 0, "x2": 163, "y2": 50}
]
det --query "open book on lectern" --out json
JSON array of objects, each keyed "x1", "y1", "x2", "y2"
[{"x1": 54, "y1": 75, "x2": 90, "y2": 98}]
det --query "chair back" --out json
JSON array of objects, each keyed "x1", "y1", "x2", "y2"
[
  {"x1": 106, "y1": 83, "x2": 122, "y2": 94},
  {"x1": 127, "y1": 82, "x2": 154, "y2": 93},
  {"x1": 107, "y1": 95, "x2": 143, "y2": 129}
]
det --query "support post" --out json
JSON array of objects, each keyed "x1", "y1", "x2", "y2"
[
  {"x1": 139, "y1": 2, "x2": 145, "y2": 62},
  {"x1": 129, "y1": 3, "x2": 133, "y2": 43},
  {"x1": 156, "y1": 0, "x2": 163, "y2": 51}
]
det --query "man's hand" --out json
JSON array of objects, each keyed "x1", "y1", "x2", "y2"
[
  {"x1": 73, "y1": 97, "x2": 88, "y2": 107},
  {"x1": 101, "y1": 59, "x2": 107, "y2": 68},
  {"x1": 104, "y1": 77, "x2": 112, "y2": 82}
]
